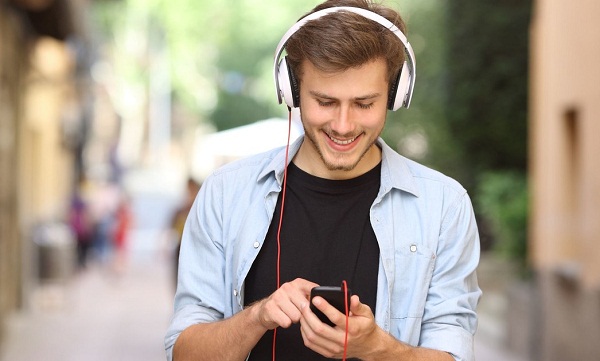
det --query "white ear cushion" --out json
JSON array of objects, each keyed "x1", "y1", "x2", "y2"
[
  {"x1": 393, "y1": 61, "x2": 411, "y2": 110},
  {"x1": 277, "y1": 58, "x2": 295, "y2": 108}
]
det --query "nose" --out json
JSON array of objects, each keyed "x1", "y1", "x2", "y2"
[{"x1": 331, "y1": 103, "x2": 356, "y2": 136}]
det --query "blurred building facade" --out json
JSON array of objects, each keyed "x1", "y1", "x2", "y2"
[
  {"x1": 0, "y1": 0, "x2": 102, "y2": 340},
  {"x1": 529, "y1": 0, "x2": 600, "y2": 360},
  {"x1": 0, "y1": 0, "x2": 28, "y2": 335}
]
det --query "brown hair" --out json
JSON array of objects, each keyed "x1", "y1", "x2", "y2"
[{"x1": 284, "y1": 0, "x2": 407, "y2": 86}]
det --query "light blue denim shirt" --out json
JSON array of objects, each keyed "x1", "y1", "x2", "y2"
[{"x1": 165, "y1": 137, "x2": 481, "y2": 361}]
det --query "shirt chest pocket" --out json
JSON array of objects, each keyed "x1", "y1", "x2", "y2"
[
  {"x1": 387, "y1": 245, "x2": 435, "y2": 345},
  {"x1": 390, "y1": 244, "x2": 435, "y2": 320}
]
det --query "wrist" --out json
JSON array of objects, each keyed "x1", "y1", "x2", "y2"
[
  {"x1": 246, "y1": 299, "x2": 271, "y2": 332},
  {"x1": 361, "y1": 328, "x2": 412, "y2": 361}
]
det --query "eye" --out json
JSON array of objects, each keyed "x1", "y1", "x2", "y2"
[
  {"x1": 356, "y1": 102, "x2": 374, "y2": 109},
  {"x1": 317, "y1": 99, "x2": 335, "y2": 107}
]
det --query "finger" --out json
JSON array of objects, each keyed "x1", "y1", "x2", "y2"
[
  {"x1": 279, "y1": 279, "x2": 317, "y2": 313},
  {"x1": 349, "y1": 295, "x2": 374, "y2": 319},
  {"x1": 265, "y1": 279, "x2": 319, "y2": 327},
  {"x1": 290, "y1": 278, "x2": 320, "y2": 296},
  {"x1": 299, "y1": 316, "x2": 345, "y2": 358},
  {"x1": 311, "y1": 296, "x2": 348, "y2": 328},
  {"x1": 257, "y1": 296, "x2": 295, "y2": 329}
]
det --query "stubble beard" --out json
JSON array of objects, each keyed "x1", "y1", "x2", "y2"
[{"x1": 303, "y1": 127, "x2": 380, "y2": 172}]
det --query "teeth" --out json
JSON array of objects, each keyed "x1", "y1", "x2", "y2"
[{"x1": 329, "y1": 135, "x2": 356, "y2": 145}]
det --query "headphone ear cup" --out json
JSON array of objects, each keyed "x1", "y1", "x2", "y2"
[
  {"x1": 392, "y1": 62, "x2": 411, "y2": 110},
  {"x1": 387, "y1": 71, "x2": 401, "y2": 111},
  {"x1": 277, "y1": 56, "x2": 300, "y2": 108}
]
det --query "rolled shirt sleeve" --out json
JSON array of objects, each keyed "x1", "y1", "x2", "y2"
[{"x1": 419, "y1": 192, "x2": 481, "y2": 360}]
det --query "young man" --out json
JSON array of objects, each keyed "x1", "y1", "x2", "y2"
[{"x1": 165, "y1": 1, "x2": 481, "y2": 360}]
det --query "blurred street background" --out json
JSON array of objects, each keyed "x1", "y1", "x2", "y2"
[{"x1": 1, "y1": 0, "x2": 600, "y2": 360}]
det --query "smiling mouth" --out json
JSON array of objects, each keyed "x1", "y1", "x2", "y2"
[{"x1": 328, "y1": 133, "x2": 358, "y2": 145}]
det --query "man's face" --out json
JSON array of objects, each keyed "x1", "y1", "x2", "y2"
[{"x1": 295, "y1": 58, "x2": 389, "y2": 180}]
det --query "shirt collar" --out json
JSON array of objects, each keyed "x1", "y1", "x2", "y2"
[
  {"x1": 377, "y1": 138, "x2": 420, "y2": 197},
  {"x1": 257, "y1": 136, "x2": 304, "y2": 185},
  {"x1": 257, "y1": 136, "x2": 420, "y2": 197}
]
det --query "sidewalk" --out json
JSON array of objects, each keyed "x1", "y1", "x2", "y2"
[
  {"x1": 0, "y1": 165, "x2": 181, "y2": 361},
  {"x1": 474, "y1": 255, "x2": 529, "y2": 361},
  {"x1": 0, "y1": 252, "x2": 527, "y2": 361},
  {"x1": 0, "y1": 250, "x2": 174, "y2": 361}
]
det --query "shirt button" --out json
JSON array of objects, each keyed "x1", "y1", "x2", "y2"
[
  {"x1": 410, "y1": 245, "x2": 417, "y2": 252},
  {"x1": 253, "y1": 241, "x2": 260, "y2": 248},
  {"x1": 233, "y1": 289, "x2": 238, "y2": 296}
]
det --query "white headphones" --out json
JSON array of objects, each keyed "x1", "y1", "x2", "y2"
[{"x1": 273, "y1": 6, "x2": 416, "y2": 111}]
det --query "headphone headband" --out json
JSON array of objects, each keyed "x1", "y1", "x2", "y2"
[{"x1": 273, "y1": 6, "x2": 416, "y2": 110}]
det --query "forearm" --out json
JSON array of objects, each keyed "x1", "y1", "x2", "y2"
[
  {"x1": 173, "y1": 304, "x2": 266, "y2": 361},
  {"x1": 361, "y1": 328, "x2": 454, "y2": 361}
]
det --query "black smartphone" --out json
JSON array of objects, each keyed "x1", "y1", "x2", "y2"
[{"x1": 309, "y1": 286, "x2": 352, "y2": 327}]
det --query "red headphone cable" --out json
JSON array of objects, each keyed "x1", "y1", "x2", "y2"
[
  {"x1": 342, "y1": 280, "x2": 350, "y2": 361},
  {"x1": 272, "y1": 109, "x2": 293, "y2": 361},
  {"x1": 271, "y1": 111, "x2": 350, "y2": 361}
]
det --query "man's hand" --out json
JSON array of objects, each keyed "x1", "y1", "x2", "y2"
[
  {"x1": 174, "y1": 278, "x2": 319, "y2": 361},
  {"x1": 299, "y1": 294, "x2": 379, "y2": 359},
  {"x1": 252, "y1": 278, "x2": 319, "y2": 330},
  {"x1": 299, "y1": 295, "x2": 455, "y2": 361}
]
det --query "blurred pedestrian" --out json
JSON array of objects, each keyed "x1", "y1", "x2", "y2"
[
  {"x1": 88, "y1": 180, "x2": 120, "y2": 265},
  {"x1": 169, "y1": 177, "x2": 201, "y2": 287},
  {"x1": 69, "y1": 187, "x2": 93, "y2": 269},
  {"x1": 111, "y1": 193, "x2": 133, "y2": 274}
]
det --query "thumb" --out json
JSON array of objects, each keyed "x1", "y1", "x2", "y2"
[{"x1": 350, "y1": 295, "x2": 373, "y2": 318}]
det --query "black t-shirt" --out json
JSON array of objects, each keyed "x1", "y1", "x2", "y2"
[{"x1": 245, "y1": 161, "x2": 381, "y2": 360}]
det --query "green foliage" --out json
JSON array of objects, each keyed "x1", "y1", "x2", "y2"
[
  {"x1": 211, "y1": 90, "x2": 274, "y2": 131},
  {"x1": 383, "y1": 1, "x2": 469, "y2": 180},
  {"x1": 90, "y1": 0, "x2": 321, "y2": 128},
  {"x1": 385, "y1": 0, "x2": 532, "y2": 196},
  {"x1": 477, "y1": 171, "x2": 528, "y2": 266},
  {"x1": 206, "y1": 0, "x2": 322, "y2": 128},
  {"x1": 445, "y1": 0, "x2": 532, "y2": 190}
]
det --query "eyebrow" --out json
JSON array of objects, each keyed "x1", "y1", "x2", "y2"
[{"x1": 309, "y1": 90, "x2": 382, "y2": 102}]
